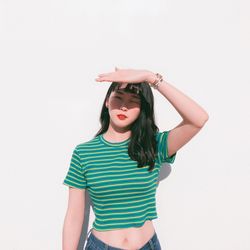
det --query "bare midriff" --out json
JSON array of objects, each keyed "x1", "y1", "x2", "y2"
[{"x1": 92, "y1": 220, "x2": 155, "y2": 250}]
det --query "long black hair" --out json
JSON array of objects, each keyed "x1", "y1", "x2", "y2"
[{"x1": 94, "y1": 82, "x2": 160, "y2": 172}]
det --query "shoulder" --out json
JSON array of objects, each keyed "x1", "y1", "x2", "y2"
[
  {"x1": 73, "y1": 135, "x2": 100, "y2": 160},
  {"x1": 155, "y1": 130, "x2": 169, "y2": 139},
  {"x1": 155, "y1": 130, "x2": 171, "y2": 146},
  {"x1": 69, "y1": 136, "x2": 100, "y2": 168},
  {"x1": 76, "y1": 135, "x2": 99, "y2": 149}
]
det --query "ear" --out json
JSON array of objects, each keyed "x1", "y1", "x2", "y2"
[{"x1": 105, "y1": 97, "x2": 109, "y2": 108}]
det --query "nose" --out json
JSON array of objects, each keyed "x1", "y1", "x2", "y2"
[
  {"x1": 120, "y1": 106, "x2": 128, "y2": 111},
  {"x1": 120, "y1": 103, "x2": 128, "y2": 111}
]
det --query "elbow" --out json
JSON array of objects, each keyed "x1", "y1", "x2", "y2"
[
  {"x1": 203, "y1": 112, "x2": 209, "y2": 123},
  {"x1": 197, "y1": 114, "x2": 209, "y2": 128}
]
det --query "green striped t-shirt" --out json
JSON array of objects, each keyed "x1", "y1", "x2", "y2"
[{"x1": 63, "y1": 130, "x2": 177, "y2": 231}]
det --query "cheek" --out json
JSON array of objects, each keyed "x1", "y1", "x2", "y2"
[
  {"x1": 131, "y1": 107, "x2": 141, "y2": 117},
  {"x1": 109, "y1": 99, "x2": 120, "y2": 108}
]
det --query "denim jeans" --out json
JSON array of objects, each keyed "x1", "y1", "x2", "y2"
[{"x1": 84, "y1": 228, "x2": 162, "y2": 250}]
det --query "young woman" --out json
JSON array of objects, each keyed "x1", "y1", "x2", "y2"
[{"x1": 62, "y1": 67, "x2": 209, "y2": 250}]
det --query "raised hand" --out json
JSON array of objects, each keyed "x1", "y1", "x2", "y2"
[{"x1": 95, "y1": 67, "x2": 156, "y2": 85}]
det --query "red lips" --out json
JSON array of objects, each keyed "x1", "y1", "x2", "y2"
[{"x1": 117, "y1": 114, "x2": 127, "y2": 119}]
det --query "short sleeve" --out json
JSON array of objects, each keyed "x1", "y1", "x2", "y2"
[
  {"x1": 156, "y1": 130, "x2": 177, "y2": 164},
  {"x1": 62, "y1": 146, "x2": 87, "y2": 189}
]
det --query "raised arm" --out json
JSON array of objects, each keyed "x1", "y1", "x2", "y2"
[{"x1": 151, "y1": 76, "x2": 209, "y2": 157}]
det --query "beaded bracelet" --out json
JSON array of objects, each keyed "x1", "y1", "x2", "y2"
[{"x1": 149, "y1": 73, "x2": 164, "y2": 89}]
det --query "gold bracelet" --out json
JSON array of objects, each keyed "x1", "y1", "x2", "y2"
[{"x1": 149, "y1": 73, "x2": 163, "y2": 89}]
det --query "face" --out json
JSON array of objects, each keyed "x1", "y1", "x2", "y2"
[{"x1": 105, "y1": 89, "x2": 141, "y2": 130}]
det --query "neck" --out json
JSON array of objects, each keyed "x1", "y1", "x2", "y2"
[{"x1": 103, "y1": 124, "x2": 131, "y2": 142}]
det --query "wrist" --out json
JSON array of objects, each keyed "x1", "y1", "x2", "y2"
[
  {"x1": 146, "y1": 72, "x2": 164, "y2": 89},
  {"x1": 146, "y1": 71, "x2": 157, "y2": 84}
]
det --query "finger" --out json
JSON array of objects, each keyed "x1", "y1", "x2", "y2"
[
  {"x1": 119, "y1": 83, "x2": 128, "y2": 89},
  {"x1": 95, "y1": 78, "x2": 107, "y2": 82},
  {"x1": 95, "y1": 77, "x2": 106, "y2": 82},
  {"x1": 98, "y1": 73, "x2": 109, "y2": 77},
  {"x1": 95, "y1": 77, "x2": 112, "y2": 82}
]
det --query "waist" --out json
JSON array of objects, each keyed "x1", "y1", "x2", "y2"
[{"x1": 91, "y1": 220, "x2": 155, "y2": 249}]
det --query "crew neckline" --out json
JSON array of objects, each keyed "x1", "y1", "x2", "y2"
[{"x1": 99, "y1": 133, "x2": 131, "y2": 147}]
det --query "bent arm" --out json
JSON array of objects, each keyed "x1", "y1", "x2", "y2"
[{"x1": 146, "y1": 74, "x2": 209, "y2": 127}]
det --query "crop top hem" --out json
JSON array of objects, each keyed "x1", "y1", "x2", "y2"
[{"x1": 91, "y1": 216, "x2": 158, "y2": 231}]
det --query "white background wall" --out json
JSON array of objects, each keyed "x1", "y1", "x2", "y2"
[{"x1": 1, "y1": 0, "x2": 249, "y2": 249}]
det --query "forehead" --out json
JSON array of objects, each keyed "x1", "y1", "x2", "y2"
[{"x1": 114, "y1": 90, "x2": 140, "y2": 99}]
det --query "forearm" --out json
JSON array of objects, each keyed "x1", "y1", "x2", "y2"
[
  {"x1": 147, "y1": 73, "x2": 209, "y2": 127},
  {"x1": 62, "y1": 212, "x2": 84, "y2": 250}
]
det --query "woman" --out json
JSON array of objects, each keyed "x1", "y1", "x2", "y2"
[{"x1": 62, "y1": 67, "x2": 209, "y2": 250}]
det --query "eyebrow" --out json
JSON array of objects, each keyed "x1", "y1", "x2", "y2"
[{"x1": 115, "y1": 90, "x2": 140, "y2": 99}]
